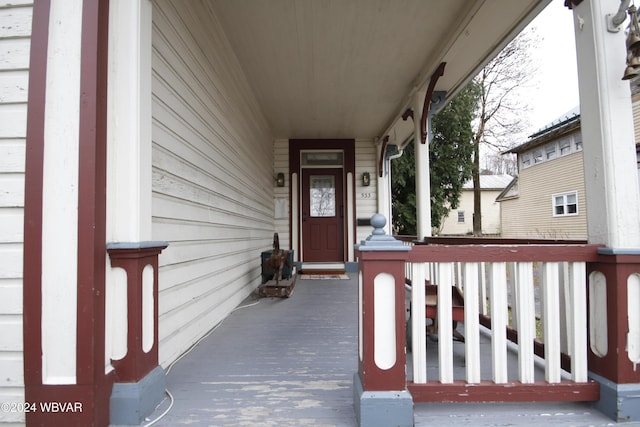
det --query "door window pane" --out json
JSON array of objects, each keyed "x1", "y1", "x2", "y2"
[
  {"x1": 302, "y1": 151, "x2": 343, "y2": 166},
  {"x1": 310, "y1": 175, "x2": 336, "y2": 217}
]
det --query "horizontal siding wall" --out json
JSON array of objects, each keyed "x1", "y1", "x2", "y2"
[
  {"x1": 273, "y1": 139, "x2": 290, "y2": 250},
  {"x1": 152, "y1": 0, "x2": 274, "y2": 367},
  {"x1": 501, "y1": 153, "x2": 587, "y2": 239},
  {"x1": 0, "y1": 1, "x2": 30, "y2": 424},
  {"x1": 355, "y1": 139, "x2": 377, "y2": 242}
]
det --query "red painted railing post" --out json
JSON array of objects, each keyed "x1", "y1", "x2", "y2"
[
  {"x1": 107, "y1": 242, "x2": 167, "y2": 381},
  {"x1": 353, "y1": 214, "x2": 413, "y2": 427},
  {"x1": 106, "y1": 241, "x2": 168, "y2": 425},
  {"x1": 587, "y1": 249, "x2": 640, "y2": 419}
]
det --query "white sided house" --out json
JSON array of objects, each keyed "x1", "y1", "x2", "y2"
[
  {"x1": 439, "y1": 174, "x2": 513, "y2": 236},
  {"x1": 2, "y1": 0, "x2": 640, "y2": 426},
  {"x1": 497, "y1": 110, "x2": 588, "y2": 240}
]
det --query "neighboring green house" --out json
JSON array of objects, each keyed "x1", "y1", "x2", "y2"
[
  {"x1": 497, "y1": 109, "x2": 588, "y2": 240},
  {"x1": 439, "y1": 174, "x2": 513, "y2": 236}
]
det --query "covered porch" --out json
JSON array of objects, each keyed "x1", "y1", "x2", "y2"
[
  {"x1": 137, "y1": 273, "x2": 616, "y2": 426},
  {"x1": 16, "y1": 0, "x2": 640, "y2": 425}
]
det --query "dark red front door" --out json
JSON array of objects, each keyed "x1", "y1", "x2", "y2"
[{"x1": 302, "y1": 168, "x2": 344, "y2": 262}]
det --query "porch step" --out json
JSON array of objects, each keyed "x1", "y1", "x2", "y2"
[{"x1": 300, "y1": 262, "x2": 346, "y2": 275}]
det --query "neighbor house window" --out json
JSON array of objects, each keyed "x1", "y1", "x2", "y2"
[
  {"x1": 559, "y1": 138, "x2": 571, "y2": 155},
  {"x1": 533, "y1": 149, "x2": 543, "y2": 164},
  {"x1": 553, "y1": 191, "x2": 578, "y2": 216},
  {"x1": 457, "y1": 211, "x2": 465, "y2": 223},
  {"x1": 521, "y1": 153, "x2": 531, "y2": 168},
  {"x1": 546, "y1": 143, "x2": 557, "y2": 160},
  {"x1": 574, "y1": 134, "x2": 583, "y2": 151}
]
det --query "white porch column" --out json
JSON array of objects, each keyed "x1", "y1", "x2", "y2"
[
  {"x1": 414, "y1": 91, "x2": 432, "y2": 239},
  {"x1": 572, "y1": 1, "x2": 640, "y2": 422},
  {"x1": 573, "y1": 0, "x2": 640, "y2": 248},
  {"x1": 107, "y1": 0, "x2": 153, "y2": 243},
  {"x1": 106, "y1": 2, "x2": 167, "y2": 425},
  {"x1": 106, "y1": 0, "x2": 154, "y2": 368}
]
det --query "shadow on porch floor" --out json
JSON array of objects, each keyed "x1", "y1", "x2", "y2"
[{"x1": 125, "y1": 275, "x2": 634, "y2": 427}]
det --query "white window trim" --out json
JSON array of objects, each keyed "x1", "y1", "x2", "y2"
[{"x1": 552, "y1": 191, "x2": 579, "y2": 217}]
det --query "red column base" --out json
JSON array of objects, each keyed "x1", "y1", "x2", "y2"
[{"x1": 107, "y1": 242, "x2": 168, "y2": 383}]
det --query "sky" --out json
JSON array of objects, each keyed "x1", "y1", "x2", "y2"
[{"x1": 523, "y1": 1, "x2": 580, "y2": 135}]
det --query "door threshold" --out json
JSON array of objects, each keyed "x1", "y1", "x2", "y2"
[{"x1": 300, "y1": 262, "x2": 346, "y2": 275}]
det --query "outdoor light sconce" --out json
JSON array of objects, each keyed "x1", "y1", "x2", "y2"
[
  {"x1": 275, "y1": 172, "x2": 285, "y2": 187},
  {"x1": 362, "y1": 172, "x2": 370, "y2": 187}
]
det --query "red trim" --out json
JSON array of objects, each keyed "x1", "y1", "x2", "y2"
[
  {"x1": 76, "y1": 0, "x2": 110, "y2": 387},
  {"x1": 420, "y1": 62, "x2": 446, "y2": 144},
  {"x1": 408, "y1": 380, "x2": 599, "y2": 402},
  {"x1": 23, "y1": 0, "x2": 50, "y2": 388},
  {"x1": 288, "y1": 139, "x2": 356, "y2": 262}
]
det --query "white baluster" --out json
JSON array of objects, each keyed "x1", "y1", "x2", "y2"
[
  {"x1": 464, "y1": 262, "x2": 481, "y2": 383},
  {"x1": 438, "y1": 262, "x2": 454, "y2": 383},
  {"x1": 411, "y1": 262, "x2": 427, "y2": 383},
  {"x1": 490, "y1": 262, "x2": 508, "y2": 383},
  {"x1": 516, "y1": 262, "x2": 535, "y2": 383},
  {"x1": 480, "y1": 262, "x2": 488, "y2": 316},
  {"x1": 542, "y1": 262, "x2": 561, "y2": 383},
  {"x1": 569, "y1": 262, "x2": 588, "y2": 382}
]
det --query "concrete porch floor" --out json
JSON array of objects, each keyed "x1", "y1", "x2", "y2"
[{"x1": 130, "y1": 274, "x2": 635, "y2": 427}]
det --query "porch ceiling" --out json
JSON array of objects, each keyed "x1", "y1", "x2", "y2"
[{"x1": 211, "y1": 0, "x2": 550, "y2": 141}]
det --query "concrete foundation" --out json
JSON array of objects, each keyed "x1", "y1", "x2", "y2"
[
  {"x1": 353, "y1": 373, "x2": 414, "y2": 427},
  {"x1": 590, "y1": 371, "x2": 640, "y2": 422},
  {"x1": 110, "y1": 365, "x2": 166, "y2": 425}
]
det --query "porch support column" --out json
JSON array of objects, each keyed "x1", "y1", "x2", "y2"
[
  {"x1": 354, "y1": 214, "x2": 412, "y2": 427},
  {"x1": 414, "y1": 91, "x2": 431, "y2": 240},
  {"x1": 105, "y1": 1, "x2": 166, "y2": 425},
  {"x1": 23, "y1": 0, "x2": 114, "y2": 425},
  {"x1": 571, "y1": 0, "x2": 640, "y2": 421}
]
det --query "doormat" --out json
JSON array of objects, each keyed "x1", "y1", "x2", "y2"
[{"x1": 299, "y1": 274, "x2": 350, "y2": 280}]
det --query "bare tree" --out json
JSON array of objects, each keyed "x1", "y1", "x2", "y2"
[
  {"x1": 471, "y1": 28, "x2": 539, "y2": 235},
  {"x1": 482, "y1": 151, "x2": 517, "y2": 176}
]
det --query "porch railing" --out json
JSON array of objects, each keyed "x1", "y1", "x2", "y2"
[{"x1": 404, "y1": 240, "x2": 601, "y2": 402}]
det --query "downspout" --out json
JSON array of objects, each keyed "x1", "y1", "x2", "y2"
[{"x1": 381, "y1": 144, "x2": 405, "y2": 232}]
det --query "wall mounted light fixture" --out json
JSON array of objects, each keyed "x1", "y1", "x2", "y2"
[
  {"x1": 362, "y1": 172, "x2": 370, "y2": 187},
  {"x1": 275, "y1": 172, "x2": 285, "y2": 187}
]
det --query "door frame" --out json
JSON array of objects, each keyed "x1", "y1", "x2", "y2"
[{"x1": 289, "y1": 139, "x2": 356, "y2": 263}]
